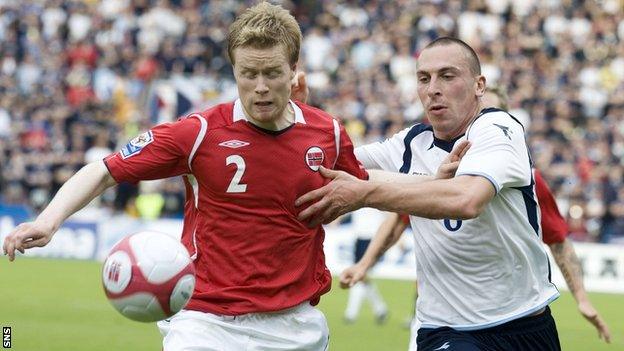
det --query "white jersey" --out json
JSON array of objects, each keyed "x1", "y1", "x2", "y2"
[
  {"x1": 351, "y1": 208, "x2": 388, "y2": 240},
  {"x1": 355, "y1": 108, "x2": 559, "y2": 330}
]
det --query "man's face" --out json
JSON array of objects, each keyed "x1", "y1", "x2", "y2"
[
  {"x1": 233, "y1": 44, "x2": 295, "y2": 129},
  {"x1": 416, "y1": 44, "x2": 485, "y2": 140}
]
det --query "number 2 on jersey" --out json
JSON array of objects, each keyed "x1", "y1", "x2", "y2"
[{"x1": 226, "y1": 155, "x2": 247, "y2": 193}]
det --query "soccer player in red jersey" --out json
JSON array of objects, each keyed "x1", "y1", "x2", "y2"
[{"x1": 3, "y1": 3, "x2": 367, "y2": 350}]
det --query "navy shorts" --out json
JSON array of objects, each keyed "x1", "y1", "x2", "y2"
[
  {"x1": 417, "y1": 306, "x2": 561, "y2": 351},
  {"x1": 354, "y1": 238, "x2": 371, "y2": 262}
]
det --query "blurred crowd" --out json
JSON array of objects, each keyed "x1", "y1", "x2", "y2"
[{"x1": 1, "y1": 0, "x2": 624, "y2": 243}]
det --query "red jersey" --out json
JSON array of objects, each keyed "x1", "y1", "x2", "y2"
[
  {"x1": 534, "y1": 169, "x2": 568, "y2": 244},
  {"x1": 104, "y1": 100, "x2": 367, "y2": 315},
  {"x1": 399, "y1": 214, "x2": 410, "y2": 225}
]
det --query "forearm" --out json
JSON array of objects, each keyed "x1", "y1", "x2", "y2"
[
  {"x1": 36, "y1": 161, "x2": 117, "y2": 232},
  {"x1": 359, "y1": 214, "x2": 405, "y2": 269},
  {"x1": 362, "y1": 178, "x2": 480, "y2": 219},
  {"x1": 367, "y1": 169, "x2": 433, "y2": 183},
  {"x1": 549, "y1": 239, "x2": 589, "y2": 304}
]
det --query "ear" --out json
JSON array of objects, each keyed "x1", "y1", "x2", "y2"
[
  {"x1": 231, "y1": 64, "x2": 240, "y2": 81},
  {"x1": 475, "y1": 75, "x2": 486, "y2": 97},
  {"x1": 291, "y1": 62, "x2": 298, "y2": 79}
]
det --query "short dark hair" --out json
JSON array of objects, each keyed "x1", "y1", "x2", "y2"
[{"x1": 423, "y1": 37, "x2": 481, "y2": 76}]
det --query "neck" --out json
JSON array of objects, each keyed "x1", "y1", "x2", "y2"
[
  {"x1": 434, "y1": 103, "x2": 482, "y2": 141},
  {"x1": 244, "y1": 102, "x2": 295, "y2": 131}
]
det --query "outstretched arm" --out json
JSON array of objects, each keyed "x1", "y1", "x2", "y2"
[
  {"x1": 296, "y1": 140, "x2": 477, "y2": 226},
  {"x1": 366, "y1": 139, "x2": 471, "y2": 183},
  {"x1": 340, "y1": 213, "x2": 408, "y2": 288},
  {"x1": 3, "y1": 161, "x2": 117, "y2": 261},
  {"x1": 549, "y1": 239, "x2": 611, "y2": 343},
  {"x1": 296, "y1": 170, "x2": 494, "y2": 227}
]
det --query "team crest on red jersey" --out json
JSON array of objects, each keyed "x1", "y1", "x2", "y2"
[{"x1": 305, "y1": 146, "x2": 325, "y2": 171}]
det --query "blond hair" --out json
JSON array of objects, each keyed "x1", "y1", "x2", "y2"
[
  {"x1": 227, "y1": 2, "x2": 302, "y2": 66},
  {"x1": 485, "y1": 85, "x2": 509, "y2": 110}
]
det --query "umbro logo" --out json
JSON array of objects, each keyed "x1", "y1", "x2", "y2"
[{"x1": 219, "y1": 140, "x2": 250, "y2": 148}]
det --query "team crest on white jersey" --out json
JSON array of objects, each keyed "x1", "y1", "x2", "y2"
[
  {"x1": 305, "y1": 146, "x2": 324, "y2": 171},
  {"x1": 121, "y1": 131, "x2": 154, "y2": 159},
  {"x1": 218, "y1": 140, "x2": 250, "y2": 148}
]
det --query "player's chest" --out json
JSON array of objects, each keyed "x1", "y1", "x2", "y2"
[
  {"x1": 192, "y1": 126, "x2": 337, "y2": 199},
  {"x1": 405, "y1": 147, "x2": 448, "y2": 177}
]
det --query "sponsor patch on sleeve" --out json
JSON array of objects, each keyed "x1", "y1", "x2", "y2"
[{"x1": 120, "y1": 131, "x2": 154, "y2": 159}]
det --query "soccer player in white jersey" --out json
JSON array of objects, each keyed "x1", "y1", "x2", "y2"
[
  {"x1": 338, "y1": 86, "x2": 612, "y2": 348},
  {"x1": 297, "y1": 37, "x2": 562, "y2": 350}
]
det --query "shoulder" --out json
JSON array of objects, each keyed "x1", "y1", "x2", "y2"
[
  {"x1": 294, "y1": 101, "x2": 341, "y2": 130},
  {"x1": 357, "y1": 123, "x2": 432, "y2": 154},
  {"x1": 533, "y1": 168, "x2": 544, "y2": 185},
  {"x1": 388, "y1": 123, "x2": 433, "y2": 147},
  {"x1": 533, "y1": 169, "x2": 552, "y2": 196},
  {"x1": 471, "y1": 108, "x2": 524, "y2": 130},
  {"x1": 468, "y1": 108, "x2": 525, "y2": 139},
  {"x1": 181, "y1": 102, "x2": 236, "y2": 130},
  {"x1": 294, "y1": 101, "x2": 332, "y2": 119},
  {"x1": 403, "y1": 123, "x2": 433, "y2": 139}
]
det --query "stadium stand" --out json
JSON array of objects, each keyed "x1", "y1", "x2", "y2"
[{"x1": 1, "y1": 0, "x2": 624, "y2": 244}]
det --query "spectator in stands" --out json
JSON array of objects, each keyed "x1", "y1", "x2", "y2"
[{"x1": 2, "y1": 1, "x2": 624, "y2": 242}]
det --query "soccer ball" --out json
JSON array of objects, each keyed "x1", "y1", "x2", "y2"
[{"x1": 102, "y1": 231, "x2": 196, "y2": 322}]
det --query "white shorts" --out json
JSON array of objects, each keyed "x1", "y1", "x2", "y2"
[{"x1": 157, "y1": 302, "x2": 330, "y2": 351}]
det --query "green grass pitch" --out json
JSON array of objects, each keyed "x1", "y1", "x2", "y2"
[{"x1": 1, "y1": 257, "x2": 622, "y2": 350}]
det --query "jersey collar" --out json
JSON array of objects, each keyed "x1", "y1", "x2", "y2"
[
  {"x1": 233, "y1": 99, "x2": 306, "y2": 124},
  {"x1": 430, "y1": 134, "x2": 465, "y2": 153}
]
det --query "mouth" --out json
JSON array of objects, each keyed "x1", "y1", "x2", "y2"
[
  {"x1": 255, "y1": 101, "x2": 273, "y2": 107},
  {"x1": 429, "y1": 105, "x2": 447, "y2": 114},
  {"x1": 429, "y1": 104, "x2": 446, "y2": 111}
]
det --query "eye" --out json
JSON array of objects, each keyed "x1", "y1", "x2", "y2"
[
  {"x1": 418, "y1": 76, "x2": 429, "y2": 83},
  {"x1": 241, "y1": 71, "x2": 256, "y2": 79},
  {"x1": 267, "y1": 70, "x2": 282, "y2": 79},
  {"x1": 442, "y1": 74, "x2": 454, "y2": 79}
]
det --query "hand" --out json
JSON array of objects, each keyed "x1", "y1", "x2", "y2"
[
  {"x1": 290, "y1": 71, "x2": 309, "y2": 103},
  {"x1": 296, "y1": 166, "x2": 368, "y2": 227},
  {"x1": 3, "y1": 221, "x2": 55, "y2": 261},
  {"x1": 340, "y1": 263, "x2": 369, "y2": 289},
  {"x1": 578, "y1": 300, "x2": 611, "y2": 343},
  {"x1": 435, "y1": 140, "x2": 471, "y2": 179}
]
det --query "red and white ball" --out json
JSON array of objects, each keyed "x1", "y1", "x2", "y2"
[{"x1": 102, "y1": 231, "x2": 195, "y2": 322}]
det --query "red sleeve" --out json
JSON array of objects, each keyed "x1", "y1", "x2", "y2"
[
  {"x1": 534, "y1": 169, "x2": 568, "y2": 244},
  {"x1": 400, "y1": 214, "x2": 410, "y2": 225},
  {"x1": 104, "y1": 117, "x2": 202, "y2": 184},
  {"x1": 334, "y1": 122, "x2": 368, "y2": 180}
]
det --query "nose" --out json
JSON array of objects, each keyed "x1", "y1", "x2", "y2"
[
  {"x1": 254, "y1": 75, "x2": 269, "y2": 95},
  {"x1": 426, "y1": 77, "x2": 442, "y2": 98}
]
